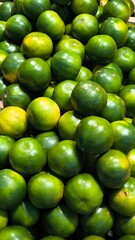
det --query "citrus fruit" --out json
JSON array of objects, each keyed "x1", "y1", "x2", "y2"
[
  {"x1": 0, "y1": 39, "x2": 20, "y2": 53},
  {"x1": 119, "y1": 84, "x2": 135, "y2": 118},
  {"x1": 108, "y1": 176, "x2": 135, "y2": 216},
  {"x1": 123, "y1": 0, "x2": 134, "y2": 15},
  {"x1": 37, "y1": 10, "x2": 65, "y2": 41},
  {"x1": 27, "y1": 171, "x2": 64, "y2": 209},
  {"x1": 71, "y1": 13, "x2": 99, "y2": 44},
  {"x1": 51, "y1": 49, "x2": 82, "y2": 82},
  {"x1": 1, "y1": 52, "x2": 25, "y2": 83},
  {"x1": 35, "y1": 131, "x2": 60, "y2": 153},
  {"x1": 2, "y1": 83, "x2": 32, "y2": 110},
  {"x1": 26, "y1": 97, "x2": 60, "y2": 131},
  {"x1": 41, "y1": 81, "x2": 57, "y2": 99},
  {"x1": 54, "y1": 37, "x2": 85, "y2": 61},
  {"x1": 113, "y1": 46, "x2": 135, "y2": 73},
  {"x1": 100, "y1": 93, "x2": 126, "y2": 122},
  {"x1": 96, "y1": 149, "x2": 131, "y2": 189},
  {"x1": 71, "y1": 80, "x2": 107, "y2": 116},
  {"x1": 0, "y1": 1, "x2": 14, "y2": 21},
  {"x1": 18, "y1": 57, "x2": 51, "y2": 92},
  {"x1": 71, "y1": 0, "x2": 98, "y2": 15},
  {"x1": 42, "y1": 202, "x2": 78, "y2": 237},
  {"x1": 0, "y1": 106, "x2": 27, "y2": 139},
  {"x1": 125, "y1": 25, "x2": 135, "y2": 52},
  {"x1": 0, "y1": 20, "x2": 6, "y2": 41},
  {"x1": 9, "y1": 137, "x2": 47, "y2": 175},
  {"x1": 5, "y1": 14, "x2": 32, "y2": 43},
  {"x1": 0, "y1": 49, "x2": 8, "y2": 73},
  {"x1": 0, "y1": 168, "x2": 26, "y2": 209},
  {"x1": 48, "y1": 140, "x2": 84, "y2": 178},
  {"x1": 103, "y1": 61, "x2": 123, "y2": 80},
  {"x1": 0, "y1": 225, "x2": 33, "y2": 240},
  {"x1": 85, "y1": 34, "x2": 117, "y2": 65},
  {"x1": 80, "y1": 203, "x2": 114, "y2": 236},
  {"x1": 52, "y1": 80, "x2": 77, "y2": 113},
  {"x1": 75, "y1": 66, "x2": 93, "y2": 82},
  {"x1": 0, "y1": 76, "x2": 9, "y2": 100},
  {"x1": 9, "y1": 199, "x2": 40, "y2": 228},
  {"x1": 22, "y1": 0, "x2": 51, "y2": 20},
  {"x1": 99, "y1": 17, "x2": 128, "y2": 47},
  {"x1": 75, "y1": 115, "x2": 114, "y2": 155},
  {"x1": 13, "y1": 0, "x2": 24, "y2": 14},
  {"x1": 40, "y1": 236, "x2": 64, "y2": 240},
  {"x1": 82, "y1": 236, "x2": 106, "y2": 240},
  {"x1": 58, "y1": 110, "x2": 82, "y2": 140},
  {"x1": 51, "y1": 0, "x2": 71, "y2": 5},
  {"x1": 0, "y1": 135, "x2": 15, "y2": 169},
  {"x1": 113, "y1": 213, "x2": 135, "y2": 237},
  {"x1": 127, "y1": 148, "x2": 135, "y2": 178},
  {"x1": 0, "y1": 209, "x2": 8, "y2": 230},
  {"x1": 111, "y1": 120, "x2": 135, "y2": 154},
  {"x1": 128, "y1": 66, "x2": 135, "y2": 84},
  {"x1": 91, "y1": 67, "x2": 122, "y2": 93},
  {"x1": 64, "y1": 173, "x2": 103, "y2": 214},
  {"x1": 102, "y1": 0, "x2": 131, "y2": 22},
  {"x1": 21, "y1": 31, "x2": 53, "y2": 59},
  {"x1": 118, "y1": 235, "x2": 135, "y2": 240}
]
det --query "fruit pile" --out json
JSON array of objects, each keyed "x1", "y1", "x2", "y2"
[{"x1": 0, "y1": 0, "x2": 135, "y2": 239}]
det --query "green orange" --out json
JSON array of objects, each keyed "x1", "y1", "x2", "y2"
[
  {"x1": 0, "y1": 225, "x2": 33, "y2": 240},
  {"x1": 75, "y1": 115, "x2": 114, "y2": 155},
  {"x1": 9, "y1": 137, "x2": 47, "y2": 175},
  {"x1": 27, "y1": 171, "x2": 64, "y2": 209},
  {"x1": 0, "y1": 135, "x2": 15, "y2": 169},
  {"x1": 64, "y1": 173, "x2": 103, "y2": 214},
  {"x1": 0, "y1": 168, "x2": 26, "y2": 209},
  {"x1": 26, "y1": 97, "x2": 60, "y2": 131},
  {"x1": 71, "y1": 0, "x2": 98, "y2": 15}
]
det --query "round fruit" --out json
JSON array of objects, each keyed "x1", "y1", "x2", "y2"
[
  {"x1": 27, "y1": 171, "x2": 64, "y2": 209},
  {"x1": 75, "y1": 116, "x2": 114, "y2": 155},
  {"x1": 96, "y1": 149, "x2": 131, "y2": 189},
  {"x1": 26, "y1": 97, "x2": 60, "y2": 131},
  {"x1": 108, "y1": 177, "x2": 135, "y2": 216},
  {"x1": 64, "y1": 173, "x2": 103, "y2": 214},
  {"x1": 42, "y1": 203, "x2": 78, "y2": 237},
  {"x1": 71, "y1": 0, "x2": 98, "y2": 15},
  {"x1": 113, "y1": 213, "x2": 135, "y2": 237},
  {"x1": 0, "y1": 106, "x2": 27, "y2": 139},
  {"x1": 71, "y1": 80, "x2": 107, "y2": 116},
  {"x1": 48, "y1": 140, "x2": 84, "y2": 178},
  {"x1": 127, "y1": 148, "x2": 135, "y2": 177},
  {"x1": 37, "y1": 10, "x2": 65, "y2": 41},
  {"x1": 9, "y1": 137, "x2": 47, "y2": 175},
  {"x1": 21, "y1": 31, "x2": 53, "y2": 59},
  {"x1": 85, "y1": 34, "x2": 117, "y2": 65},
  {"x1": 0, "y1": 225, "x2": 33, "y2": 240},
  {"x1": 0, "y1": 135, "x2": 15, "y2": 169},
  {"x1": 0, "y1": 168, "x2": 26, "y2": 209},
  {"x1": 51, "y1": 49, "x2": 82, "y2": 82},
  {"x1": 18, "y1": 57, "x2": 51, "y2": 92}
]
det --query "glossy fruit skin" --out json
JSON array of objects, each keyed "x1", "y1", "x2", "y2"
[
  {"x1": 48, "y1": 140, "x2": 84, "y2": 178},
  {"x1": 111, "y1": 120, "x2": 135, "y2": 154},
  {"x1": 71, "y1": 0, "x2": 98, "y2": 15},
  {"x1": 42, "y1": 203, "x2": 78, "y2": 237},
  {"x1": 82, "y1": 236, "x2": 106, "y2": 240},
  {"x1": 9, "y1": 137, "x2": 47, "y2": 175},
  {"x1": 108, "y1": 177, "x2": 135, "y2": 216},
  {"x1": 5, "y1": 14, "x2": 32, "y2": 43},
  {"x1": 0, "y1": 135, "x2": 15, "y2": 169},
  {"x1": 127, "y1": 148, "x2": 135, "y2": 177},
  {"x1": 2, "y1": 83, "x2": 32, "y2": 110},
  {"x1": 85, "y1": 34, "x2": 117, "y2": 65},
  {"x1": 71, "y1": 80, "x2": 107, "y2": 116},
  {"x1": 0, "y1": 168, "x2": 26, "y2": 209},
  {"x1": 125, "y1": 25, "x2": 135, "y2": 52},
  {"x1": 27, "y1": 171, "x2": 64, "y2": 209},
  {"x1": 118, "y1": 235, "x2": 135, "y2": 240},
  {"x1": 96, "y1": 149, "x2": 131, "y2": 189},
  {"x1": 71, "y1": 13, "x2": 99, "y2": 44},
  {"x1": 26, "y1": 97, "x2": 60, "y2": 131},
  {"x1": 100, "y1": 93, "x2": 126, "y2": 122},
  {"x1": 18, "y1": 58, "x2": 51, "y2": 92},
  {"x1": 80, "y1": 203, "x2": 114, "y2": 236},
  {"x1": 37, "y1": 10, "x2": 65, "y2": 41},
  {"x1": 40, "y1": 236, "x2": 64, "y2": 240},
  {"x1": 0, "y1": 21, "x2": 6, "y2": 41},
  {"x1": 64, "y1": 173, "x2": 103, "y2": 215},
  {"x1": 0, "y1": 225, "x2": 33, "y2": 240},
  {"x1": 0, "y1": 40, "x2": 20, "y2": 54},
  {"x1": 75, "y1": 116, "x2": 114, "y2": 155},
  {"x1": 99, "y1": 17, "x2": 128, "y2": 47},
  {"x1": 22, "y1": 0, "x2": 51, "y2": 20},
  {"x1": 0, "y1": 1, "x2": 14, "y2": 21},
  {"x1": 113, "y1": 213, "x2": 135, "y2": 237},
  {"x1": 51, "y1": 50, "x2": 82, "y2": 82}
]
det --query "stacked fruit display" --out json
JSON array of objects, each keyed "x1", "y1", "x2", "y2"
[{"x1": 0, "y1": 0, "x2": 135, "y2": 239}]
